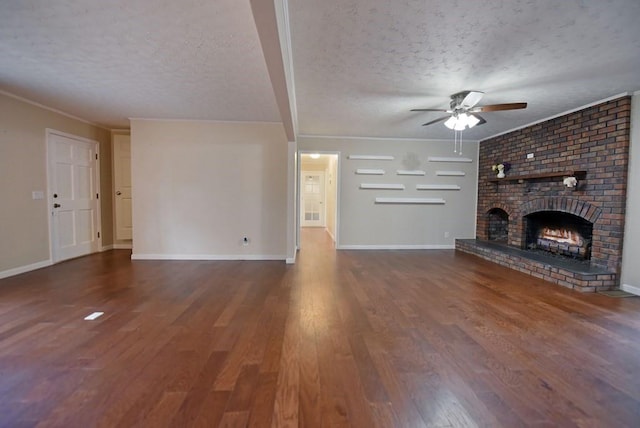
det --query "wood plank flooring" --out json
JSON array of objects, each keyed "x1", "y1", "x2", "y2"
[{"x1": 1, "y1": 228, "x2": 640, "y2": 427}]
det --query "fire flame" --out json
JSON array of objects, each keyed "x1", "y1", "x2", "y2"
[{"x1": 540, "y1": 228, "x2": 583, "y2": 246}]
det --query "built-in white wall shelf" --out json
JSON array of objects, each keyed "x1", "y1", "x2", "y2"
[
  {"x1": 355, "y1": 168, "x2": 385, "y2": 175},
  {"x1": 416, "y1": 184, "x2": 461, "y2": 190},
  {"x1": 428, "y1": 156, "x2": 473, "y2": 163},
  {"x1": 360, "y1": 183, "x2": 405, "y2": 190},
  {"x1": 348, "y1": 155, "x2": 395, "y2": 161},
  {"x1": 375, "y1": 197, "x2": 446, "y2": 204},
  {"x1": 396, "y1": 170, "x2": 426, "y2": 176},
  {"x1": 436, "y1": 170, "x2": 466, "y2": 176}
]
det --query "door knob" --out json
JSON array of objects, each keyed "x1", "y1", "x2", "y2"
[
  {"x1": 116, "y1": 191, "x2": 122, "y2": 195},
  {"x1": 54, "y1": 203, "x2": 61, "y2": 208}
]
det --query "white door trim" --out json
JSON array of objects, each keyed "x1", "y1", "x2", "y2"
[{"x1": 46, "y1": 129, "x2": 102, "y2": 263}]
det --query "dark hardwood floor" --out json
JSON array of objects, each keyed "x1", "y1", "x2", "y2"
[{"x1": 1, "y1": 229, "x2": 640, "y2": 427}]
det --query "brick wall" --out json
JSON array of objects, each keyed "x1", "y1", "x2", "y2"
[{"x1": 476, "y1": 96, "x2": 631, "y2": 273}]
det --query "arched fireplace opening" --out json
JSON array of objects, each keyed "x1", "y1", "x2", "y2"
[
  {"x1": 487, "y1": 208, "x2": 509, "y2": 242},
  {"x1": 524, "y1": 211, "x2": 593, "y2": 260}
]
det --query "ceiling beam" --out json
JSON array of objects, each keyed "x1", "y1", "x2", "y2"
[{"x1": 250, "y1": 0, "x2": 295, "y2": 141}]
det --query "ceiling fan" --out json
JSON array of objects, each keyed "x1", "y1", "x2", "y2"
[{"x1": 411, "y1": 91, "x2": 527, "y2": 130}]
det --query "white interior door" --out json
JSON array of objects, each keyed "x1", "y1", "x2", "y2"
[
  {"x1": 301, "y1": 171, "x2": 325, "y2": 227},
  {"x1": 48, "y1": 132, "x2": 100, "y2": 262},
  {"x1": 113, "y1": 135, "x2": 132, "y2": 240}
]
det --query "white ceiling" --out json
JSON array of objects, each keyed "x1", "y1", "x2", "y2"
[
  {"x1": 289, "y1": 0, "x2": 640, "y2": 140},
  {"x1": 0, "y1": 0, "x2": 282, "y2": 128},
  {"x1": 1, "y1": 0, "x2": 640, "y2": 140}
]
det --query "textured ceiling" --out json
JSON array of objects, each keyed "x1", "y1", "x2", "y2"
[
  {"x1": 1, "y1": 1, "x2": 640, "y2": 140},
  {"x1": 0, "y1": 0, "x2": 282, "y2": 128},
  {"x1": 289, "y1": 0, "x2": 640, "y2": 140}
]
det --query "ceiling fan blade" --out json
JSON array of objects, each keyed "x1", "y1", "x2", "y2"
[
  {"x1": 422, "y1": 116, "x2": 450, "y2": 126},
  {"x1": 461, "y1": 91, "x2": 484, "y2": 108},
  {"x1": 473, "y1": 102, "x2": 527, "y2": 112},
  {"x1": 411, "y1": 108, "x2": 450, "y2": 112}
]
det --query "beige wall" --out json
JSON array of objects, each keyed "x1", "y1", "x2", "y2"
[
  {"x1": 621, "y1": 93, "x2": 640, "y2": 292},
  {"x1": 299, "y1": 137, "x2": 478, "y2": 248},
  {"x1": 0, "y1": 92, "x2": 112, "y2": 275},
  {"x1": 130, "y1": 119, "x2": 288, "y2": 259}
]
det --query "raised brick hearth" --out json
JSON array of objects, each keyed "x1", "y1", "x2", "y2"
[{"x1": 456, "y1": 96, "x2": 631, "y2": 292}]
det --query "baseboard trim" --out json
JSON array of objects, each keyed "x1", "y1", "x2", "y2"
[
  {"x1": 337, "y1": 244, "x2": 455, "y2": 250},
  {"x1": 113, "y1": 244, "x2": 133, "y2": 250},
  {"x1": 102, "y1": 244, "x2": 132, "y2": 251},
  {"x1": 0, "y1": 259, "x2": 52, "y2": 280},
  {"x1": 131, "y1": 253, "x2": 286, "y2": 261},
  {"x1": 621, "y1": 283, "x2": 640, "y2": 296},
  {"x1": 286, "y1": 256, "x2": 296, "y2": 264}
]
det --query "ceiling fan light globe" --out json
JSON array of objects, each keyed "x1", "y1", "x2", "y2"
[
  {"x1": 454, "y1": 121, "x2": 466, "y2": 131},
  {"x1": 444, "y1": 116, "x2": 457, "y2": 129},
  {"x1": 467, "y1": 114, "x2": 480, "y2": 128}
]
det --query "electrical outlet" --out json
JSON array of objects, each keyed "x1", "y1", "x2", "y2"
[
  {"x1": 444, "y1": 231, "x2": 450, "y2": 238},
  {"x1": 527, "y1": 153, "x2": 534, "y2": 159}
]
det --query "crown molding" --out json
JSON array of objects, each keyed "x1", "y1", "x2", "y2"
[
  {"x1": 0, "y1": 89, "x2": 109, "y2": 130},
  {"x1": 298, "y1": 134, "x2": 475, "y2": 144},
  {"x1": 483, "y1": 92, "x2": 633, "y2": 141}
]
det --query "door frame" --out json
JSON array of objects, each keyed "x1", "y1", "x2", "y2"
[
  {"x1": 46, "y1": 129, "x2": 102, "y2": 263},
  {"x1": 297, "y1": 151, "x2": 340, "y2": 249}
]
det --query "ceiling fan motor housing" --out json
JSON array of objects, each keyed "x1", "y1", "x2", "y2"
[{"x1": 450, "y1": 92, "x2": 470, "y2": 110}]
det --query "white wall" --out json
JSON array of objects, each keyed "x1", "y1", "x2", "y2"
[
  {"x1": 621, "y1": 93, "x2": 640, "y2": 293},
  {"x1": 298, "y1": 137, "x2": 478, "y2": 248},
  {"x1": 130, "y1": 119, "x2": 288, "y2": 259}
]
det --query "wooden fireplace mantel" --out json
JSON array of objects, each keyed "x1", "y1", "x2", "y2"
[{"x1": 488, "y1": 170, "x2": 587, "y2": 184}]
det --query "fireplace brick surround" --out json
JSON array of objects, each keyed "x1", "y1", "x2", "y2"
[{"x1": 456, "y1": 96, "x2": 631, "y2": 292}]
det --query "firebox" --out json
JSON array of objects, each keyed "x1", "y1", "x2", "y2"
[
  {"x1": 524, "y1": 211, "x2": 593, "y2": 260},
  {"x1": 487, "y1": 208, "x2": 509, "y2": 242}
]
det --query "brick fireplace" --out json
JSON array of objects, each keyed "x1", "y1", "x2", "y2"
[{"x1": 456, "y1": 96, "x2": 631, "y2": 292}]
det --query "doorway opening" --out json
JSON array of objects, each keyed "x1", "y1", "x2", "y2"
[{"x1": 298, "y1": 152, "x2": 340, "y2": 250}]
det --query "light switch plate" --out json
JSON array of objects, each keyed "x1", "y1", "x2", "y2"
[{"x1": 32, "y1": 191, "x2": 44, "y2": 200}]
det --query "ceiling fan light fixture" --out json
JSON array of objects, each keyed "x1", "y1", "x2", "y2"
[
  {"x1": 444, "y1": 116, "x2": 457, "y2": 129},
  {"x1": 466, "y1": 114, "x2": 480, "y2": 128},
  {"x1": 453, "y1": 113, "x2": 468, "y2": 131}
]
